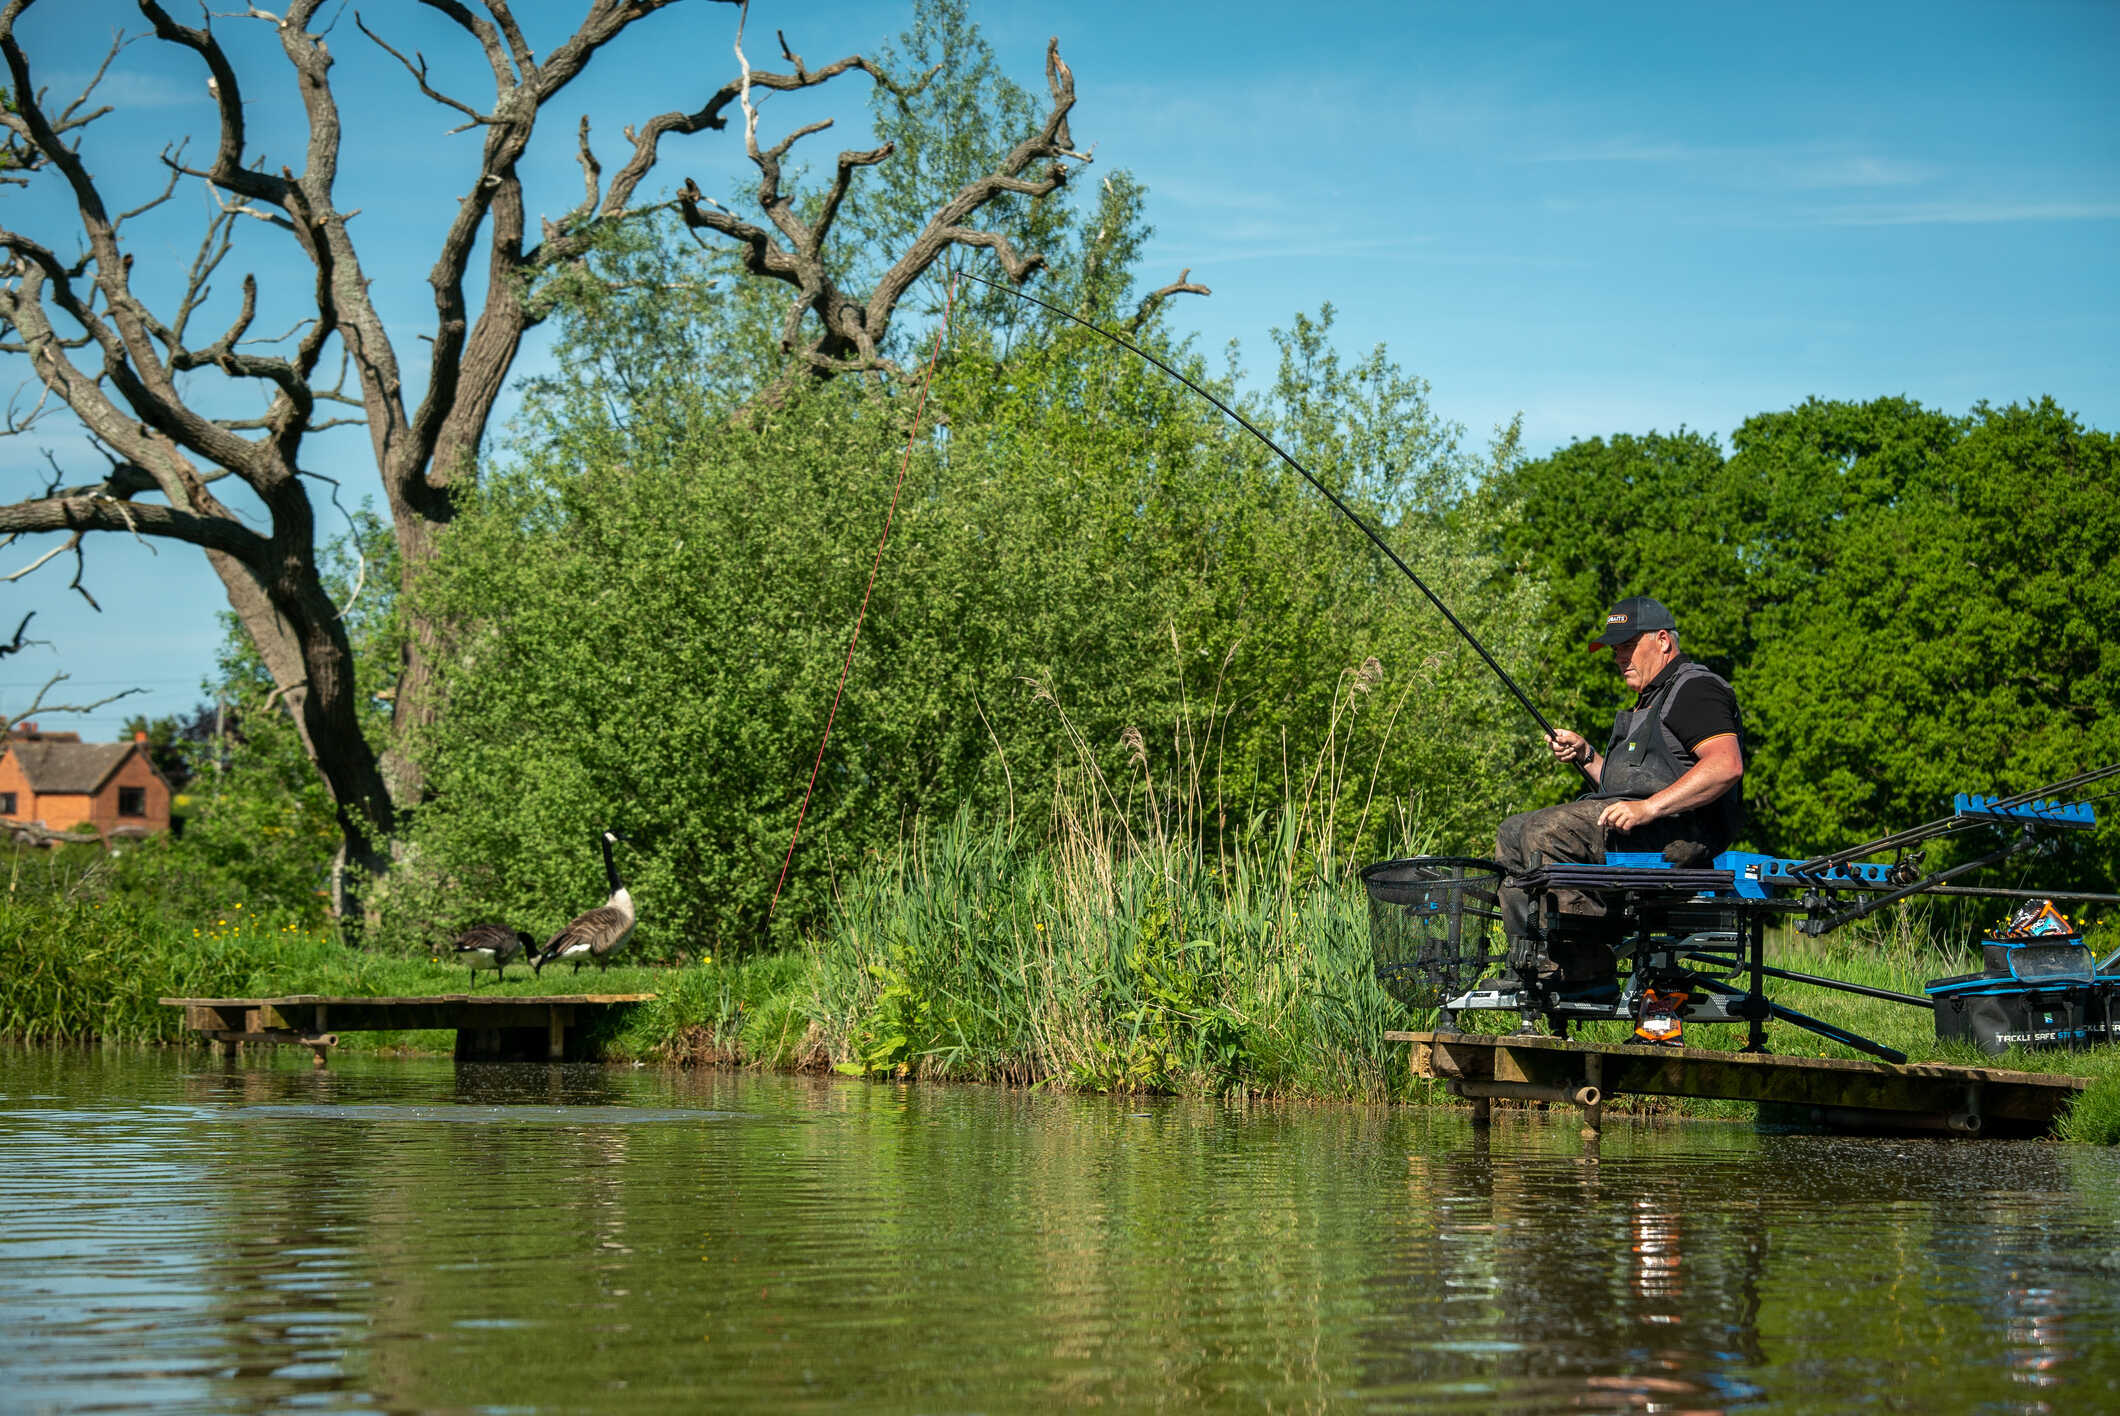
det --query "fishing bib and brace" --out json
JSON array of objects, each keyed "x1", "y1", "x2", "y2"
[{"x1": 1591, "y1": 659, "x2": 1744, "y2": 856}]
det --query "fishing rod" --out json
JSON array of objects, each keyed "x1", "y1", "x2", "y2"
[{"x1": 959, "y1": 270, "x2": 1588, "y2": 782}]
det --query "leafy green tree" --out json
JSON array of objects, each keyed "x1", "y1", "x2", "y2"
[
  {"x1": 1739, "y1": 398, "x2": 2119, "y2": 883},
  {"x1": 120, "y1": 706, "x2": 218, "y2": 792}
]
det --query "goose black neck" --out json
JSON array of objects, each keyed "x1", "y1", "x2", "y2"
[{"x1": 600, "y1": 834, "x2": 622, "y2": 894}]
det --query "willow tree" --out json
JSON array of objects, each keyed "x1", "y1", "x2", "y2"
[{"x1": 0, "y1": 0, "x2": 1091, "y2": 911}]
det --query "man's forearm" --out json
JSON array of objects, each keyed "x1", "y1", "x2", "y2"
[{"x1": 1640, "y1": 745, "x2": 1742, "y2": 820}]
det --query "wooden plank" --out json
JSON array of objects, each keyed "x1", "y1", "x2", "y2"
[
  {"x1": 1384, "y1": 1030, "x2": 2085, "y2": 1091},
  {"x1": 159, "y1": 994, "x2": 654, "y2": 1062},
  {"x1": 1386, "y1": 1030, "x2": 2088, "y2": 1133}
]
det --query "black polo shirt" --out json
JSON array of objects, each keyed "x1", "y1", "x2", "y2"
[{"x1": 1633, "y1": 656, "x2": 1740, "y2": 753}]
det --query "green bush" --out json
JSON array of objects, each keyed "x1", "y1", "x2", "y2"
[{"x1": 408, "y1": 263, "x2": 1542, "y2": 959}]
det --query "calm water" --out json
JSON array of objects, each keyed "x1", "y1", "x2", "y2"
[{"x1": 3, "y1": 1049, "x2": 2117, "y2": 1414}]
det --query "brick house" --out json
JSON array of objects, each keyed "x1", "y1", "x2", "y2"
[{"x1": 0, "y1": 724, "x2": 174, "y2": 841}]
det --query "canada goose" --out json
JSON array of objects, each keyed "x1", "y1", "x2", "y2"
[
  {"x1": 452, "y1": 924, "x2": 535, "y2": 987},
  {"x1": 535, "y1": 830, "x2": 636, "y2": 976}
]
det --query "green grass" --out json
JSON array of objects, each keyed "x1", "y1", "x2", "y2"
[{"x1": 0, "y1": 895, "x2": 664, "y2": 1051}]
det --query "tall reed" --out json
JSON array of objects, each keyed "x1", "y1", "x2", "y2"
[{"x1": 807, "y1": 665, "x2": 1439, "y2": 1097}]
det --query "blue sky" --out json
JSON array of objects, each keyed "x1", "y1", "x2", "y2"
[{"x1": 2, "y1": 0, "x2": 2115, "y2": 738}]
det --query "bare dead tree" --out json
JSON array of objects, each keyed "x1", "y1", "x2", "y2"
[
  {"x1": 0, "y1": 0, "x2": 1094, "y2": 916},
  {"x1": 675, "y1": 22, "x2": 1087, "y2": 400}
]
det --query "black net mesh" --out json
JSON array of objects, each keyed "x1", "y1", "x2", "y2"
[{"x1": 1359, "y1": 856, "x2": 1506, "y2": 1011}]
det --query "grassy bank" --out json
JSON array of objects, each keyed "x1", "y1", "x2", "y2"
[{"x1": 5, "y1": 820, "x2": 2117, "y2": 1142}]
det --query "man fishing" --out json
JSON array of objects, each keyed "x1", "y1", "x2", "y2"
[
  {"x1": 957, "y1": 272, "x2": 1746, "y2": 1004},
  {"x1": 1495, "y1": 596, "x2": 1746, "y2": 992}
]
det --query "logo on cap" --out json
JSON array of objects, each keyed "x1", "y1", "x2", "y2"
[{"x1": 1606, "y1": 612, "x2": 1628, "y2": 625}]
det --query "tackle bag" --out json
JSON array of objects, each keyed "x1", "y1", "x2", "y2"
[
  {"x1": 1926, "y1": 977, "x2": 2116, "y2": 1056},
  {"x1": 1926, "y1": 914, "x2": 2117, "y2": 1055}
]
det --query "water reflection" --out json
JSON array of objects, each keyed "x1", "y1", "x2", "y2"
[
  {"x1": 2, "y1": 1049, "x2": 2117, "y2": 1414},
  {"x1": 1377, "y1": 1127, "x2": 1763, "y2": 1412}
]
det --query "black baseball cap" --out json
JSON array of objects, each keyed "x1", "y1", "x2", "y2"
[{"x1": 1588, "y1": 595, "x2": 1678, "y2": 650}]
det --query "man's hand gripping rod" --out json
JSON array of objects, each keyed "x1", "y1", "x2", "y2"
[{"x1": 960, "y1": 270, "x2": 1591, "y2": 786}]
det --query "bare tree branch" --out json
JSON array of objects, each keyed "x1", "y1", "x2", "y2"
[
  {"x1": 678, "y1": 28, "x2": 1088, "y2": 395},
  {"x1": 1128, "y1": 268, "x2": 1212, "y2": 334},
  {"x1": 354, "y1": 13, "x2": 495, "y2": 132},
  {"x1": 6, "y1": 821, "x2": 109, "y2": 846},
  {"x1": 0, "y1": 610, "x2": 39, "y2": 658},
  {"x1": 3, "y1": 669, "x2": 144, "y2": 733},
  {"x1": 0, "y1": 496, "x2": 268, "y2": 565}
]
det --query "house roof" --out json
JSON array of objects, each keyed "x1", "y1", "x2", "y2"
[{"x1": 5, "y1": 741, "x2": 140, "y2": 796}]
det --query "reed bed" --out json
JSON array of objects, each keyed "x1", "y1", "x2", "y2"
[
  {"x1": 7, "y1": 861, "x2": 2118, "y2": 1139},
  {"x1": 798, "y1": 668, "x2": 1443, "y2": 1099},
  {"x1": 803, "y1": 810, "x2": 1418, "y2": 1098}
]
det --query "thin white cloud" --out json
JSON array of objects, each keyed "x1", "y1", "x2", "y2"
[
  {"x1": 1175, "y1": 234, "x2": 1442, "y2": 267},
  {"x1": 1532, "y1": 138, "x2": 1933, "y2": 190},
  {"x1": 1818, "y1": 199, "x2": 2120, "y2": 226},
  {"x1": 1530, "y1": 138, "x2": 1702, "y2": 165},
  {"x1": 1784, "y1": 154, "x2": 1932, "y2": 189},
  {"x1": 48, "y1": 69, "x2": 209, "y2": 109},
  {"x1": 1144, "y1": 175, "x2": 1300, "y2": 216}
]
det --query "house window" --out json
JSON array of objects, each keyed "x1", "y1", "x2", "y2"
[
  {"x1": 0, "y1": 792, "x2": 14, "y2": 815},
  {"x1": 117, "y1": 787, "x2": 147, "y2": 818}
]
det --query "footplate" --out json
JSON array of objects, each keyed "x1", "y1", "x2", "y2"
[{"x1": 1439, "y1": 983, "x2": 1751, "y2": 1026}]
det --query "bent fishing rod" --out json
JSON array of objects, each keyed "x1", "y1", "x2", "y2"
[{"x1": 959, "y1": 269, "x2": 1589, "y2": 783}]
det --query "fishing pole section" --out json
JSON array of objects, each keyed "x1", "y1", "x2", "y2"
[{"x1": 957, "y1": 270, "x2": 1591, "y2": 787}]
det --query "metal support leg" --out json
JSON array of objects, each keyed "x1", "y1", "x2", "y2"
[
  {"x1": 1744, "y1": 913, "x2": 1769, "y2": 1053},
  {"x1": 1581, "y1": 1053, "x2": 1605, "y2": 1139}
]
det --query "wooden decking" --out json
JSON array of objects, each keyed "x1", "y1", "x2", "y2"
[
  {"x1": 162, "y1": 994, "x2": 656, "y2": 1065},
  {"x1": 1388, "y1": 1029, "x2": 2090, "y2": 1138}
]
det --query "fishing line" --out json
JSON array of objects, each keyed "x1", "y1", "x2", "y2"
[
  {"x1": 958, "y1": 269, "x2": 1586, "y2": 781},
  {"x1": 769, "y1": 267, "x2": 961, "y2": 919}
]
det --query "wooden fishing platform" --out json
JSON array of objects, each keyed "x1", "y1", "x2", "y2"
[
  {"x1": 1388, "y1": 1030, "x2": 2090, "y2": 1138},
  {"x1": 162, "y1": 994, "x2": 656, "y2": 1066}
]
